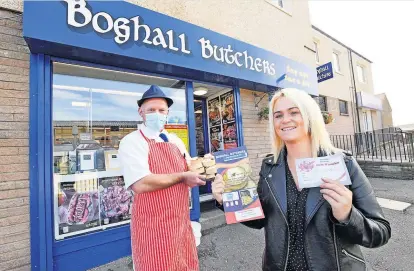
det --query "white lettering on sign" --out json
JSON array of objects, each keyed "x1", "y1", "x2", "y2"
[
  {"x1": 198, "y1": 38, "x2": 276, "y2": 76},
  {"x1": 64, "y1": 0, "x2": 287, "y2": 79},
  {"x1": 64, "y1": 0, "x2": 191, "y2": 53}
]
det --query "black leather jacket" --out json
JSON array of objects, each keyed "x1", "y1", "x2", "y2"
[{"x1": 241, "y1": 152, "x2": 391, "y2": 271}]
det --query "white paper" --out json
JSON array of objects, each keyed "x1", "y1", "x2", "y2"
[{"x1": 295, "y1": 154, "x2": 351, "y2": 189}]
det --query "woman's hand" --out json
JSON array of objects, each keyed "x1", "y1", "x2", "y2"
[
  {"x1": 320, "y1": 178, "x2": 353, "y2": 223},
  {"x1": 212, "y1": 174, "x2": 225, "y2": 205}
]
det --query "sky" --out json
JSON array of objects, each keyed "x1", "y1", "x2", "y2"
[{"x1": 308, "y1": 0, "x2": 414, "y2": 126}]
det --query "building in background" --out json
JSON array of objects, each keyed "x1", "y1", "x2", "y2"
[
  {"x1": 376, "y1": 93, "x2": 394, "y2": 129},
  {"x1": 312, "y1": 26, "x2": 356, "y2": 135},
  {"x1": 312, "y1": 26, "x2": 387, "y2": 134},
  {"x1": 0, "y1": 0, "x2": 392, "y2": 270}
]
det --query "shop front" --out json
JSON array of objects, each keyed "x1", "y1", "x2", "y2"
[
  {"x1": 357, "y1": 91, "x2": 383, "y2": 132},
  {"x1": 24, "y1": 0, "x2": 318, "y2": 270}
]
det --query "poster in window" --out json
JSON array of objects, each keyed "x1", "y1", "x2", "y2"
[
  {"x1": 165, "y1": 124, "x2": 189, "y2": 151},
  {"x1": 99, "y1": 176, "x2": 134, "y2": 226},
  {"x1": 220, "y1": 91, "x2": 235, "y2": 124},
  {"x1": 223, "y1": 122, "x2": 238, "y2": 150},
  {"x1": 208, "y1": 97, "x2": 221, "y2": 127},
  {"x1": 210, "y1": 126, "x2": 224, "y2": 152},
  {"x1": 57, "y1": 179, "x2": 100, "y2": 235}
]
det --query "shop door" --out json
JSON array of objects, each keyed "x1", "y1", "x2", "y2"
[
  {"x1": 194, "y1": 100, "x2": 212, "y2": 198},
  {"x1": 192, "y1": 83, "x2": 240, "y2": 202},
  {"x1": 363, "y1": 110, "x2": 374, "y2": 132}
]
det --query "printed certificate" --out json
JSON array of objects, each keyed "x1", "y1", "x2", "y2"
[{"x1": 295, "y1": 154, "x2": 351, "y2": 189}]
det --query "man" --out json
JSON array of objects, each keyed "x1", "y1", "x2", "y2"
[{"x1": 118, "y1": 85, "x2": 205, "y2": 271}]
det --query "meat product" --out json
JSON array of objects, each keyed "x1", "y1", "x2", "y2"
[
  {"x1": 67, "y1": 193, "x2": 92, "y2": 224},
  {"x1": 100, "y1": 185, "x2": 133, "y2": 219}
]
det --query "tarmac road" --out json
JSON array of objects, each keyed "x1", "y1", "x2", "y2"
[{"x1": 90, "y1": 178, "x2": 414, "y2": 271}]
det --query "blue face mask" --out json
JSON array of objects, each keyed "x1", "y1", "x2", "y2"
[{"x1": 145, "y1": 112, "x2": 167, "y2": 132}]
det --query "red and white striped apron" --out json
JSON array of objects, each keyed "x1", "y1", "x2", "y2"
[{"x1": 130, "y1": 130, "x2": 199, "y2": 271}]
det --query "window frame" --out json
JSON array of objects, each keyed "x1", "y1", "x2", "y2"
[
  {"x1": 30, "y1": 55, "x2": 246, "y2": 271},
  {"x1": 314, "y1": 95, "x2": 327, "y2": 112},
  {"x1": 314, "y1": 41, "x2": 320, "y2": 64},
  {"x1": 339, "y1": 99, "x2": 349, "y2": 116},
  {"x1": 357, "y1": 64, "x2": 366, "y2": 83},
  {"x1": 332, "y1": 52, "x2": 341, "y2": 73}
]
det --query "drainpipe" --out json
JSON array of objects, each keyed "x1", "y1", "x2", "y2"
[{"x1": 348, "y1": 49, "x2": 361, "y2": 134}]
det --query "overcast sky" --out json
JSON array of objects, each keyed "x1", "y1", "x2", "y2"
[{"x1": 308, "y1": 0, "x2": 414, "y2": 126}]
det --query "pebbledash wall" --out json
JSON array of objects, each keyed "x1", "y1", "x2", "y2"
[{"x1": 0, "y1": 1, "x2": 382, "y2": 270}]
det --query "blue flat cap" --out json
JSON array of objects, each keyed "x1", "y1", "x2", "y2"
[{"x1": 137, "y1": 85, "x2": 174, "y2": 107}]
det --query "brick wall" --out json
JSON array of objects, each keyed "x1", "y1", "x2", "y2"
[
  {"x1": 0, "y1": 9, "x2": 30, "y2": 271},
  {"x1": 240, "y1": 89, "x2": 271, "y2": 180}
]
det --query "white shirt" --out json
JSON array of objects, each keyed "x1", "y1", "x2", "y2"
[{"x1": 118, "y1": 124, "x2": 191, "y2": 189}]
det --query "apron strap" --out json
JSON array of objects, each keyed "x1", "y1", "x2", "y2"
[{"x1": 139, "y1": 129, "x2": 152, "y2": 143}]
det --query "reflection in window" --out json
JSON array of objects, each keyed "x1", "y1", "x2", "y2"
[
  {"x1": 339, "y1": 100, "x2": 348, "y2": 115},
  {"x1": 314, "y1": 95, "x2": 327, "y2": 112},
  {"x1": 52, "y1": 62, "x2": 187, "y2": 239}
]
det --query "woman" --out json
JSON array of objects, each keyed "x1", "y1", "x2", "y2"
[{"x1": 212, "y1": 88, "x2": 391, "y2": 271}]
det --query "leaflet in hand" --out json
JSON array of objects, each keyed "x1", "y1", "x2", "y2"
[
  {"x1": 295, "y1": 154, "x2": 351, "y2": 189},
  {"x1": 213, "y1": 146, "x2": 265, "y2": 224}
]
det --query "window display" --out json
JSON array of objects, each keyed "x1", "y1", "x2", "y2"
[
  {"x1": 52, "y1": 62, "x2": 188, "y2": 239},
  {"x1": 99, "y1": 176, "x2": 133, "y2": 226},
  {"x1": 207, "y1": 90, "x2": 238, "y2": 152}
]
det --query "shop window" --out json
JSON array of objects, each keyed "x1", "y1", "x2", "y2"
[
  {"x1": 314, "y1": 95, "x2": 327, "y2": 112},
  {"x1": 339, "y1": 100, "x2": 349, "y2": 115},
  {"x1": 357, "y1": 65, "x2": 366, "y2": 83},
  {"x1": 207, "y1": 90, "x2": 238, "y2": 152},
  {"x1": 52, "y1": 62, "x2": 187, "y2": 240},
  {"x1": 333, "y1": 52, "x2": 341, "y2": 73}
]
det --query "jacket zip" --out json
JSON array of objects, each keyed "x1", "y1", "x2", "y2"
[
  {"x1": 342, "y1": 249, "x2": 366, "y2": 264},
  {"x1": 333, "y1": 224, "x2": 341, "y2": 271},
  {"x1": 264, "y1": 177, "x2": 289, "y2": 271}
]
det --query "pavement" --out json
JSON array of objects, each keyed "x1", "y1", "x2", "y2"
[{"x1": 90, "y1": 177, "x2": 414, "y2": 271}]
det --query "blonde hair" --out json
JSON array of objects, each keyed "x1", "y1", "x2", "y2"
[{"x1": 269, "y1": 88, "x2": 340, "y2": 162}]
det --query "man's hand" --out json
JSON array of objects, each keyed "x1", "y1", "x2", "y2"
[
  {"x1": 212, "y1": 174, "x2": 225, "y2": 205},
  {"x1": 320, "y1": 178, "x2": 353, "y2": 223},
  {"x1": 181, "y1": 172, "x2": 206, "y2": 188}
]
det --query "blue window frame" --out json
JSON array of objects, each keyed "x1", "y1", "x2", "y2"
[{"x1": 30, "y1": 55, "x2": 245, "y2": 271}]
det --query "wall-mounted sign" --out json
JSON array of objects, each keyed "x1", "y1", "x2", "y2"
[
  {"x1": 357, "y1": 92, "x2": 383, "y2": 111},
  {"x1": 24, "y1": 0, "x2": 318, "y2": 96},
  {"x1": 317, "y1": 62, "x2": 334, "y2": 83},
  {"x1": 79, "y1": 133, "x2": 92, "y2": 141}
]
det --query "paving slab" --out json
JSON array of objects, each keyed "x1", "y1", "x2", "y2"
[{"x1": 376, "y1": 197, "x2": 411, "y2": 212}]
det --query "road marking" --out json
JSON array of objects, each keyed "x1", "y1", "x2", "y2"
[{"x1": 376, "y1": 197, "x2": 411, "y2": 211}]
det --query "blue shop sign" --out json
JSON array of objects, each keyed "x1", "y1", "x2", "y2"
[
  {"x1": 23, "y1": 0, "x2": 318, "y2": 95},
  {"x1": 317, "y1": 62, "x2": 334, "y2": 83}
]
